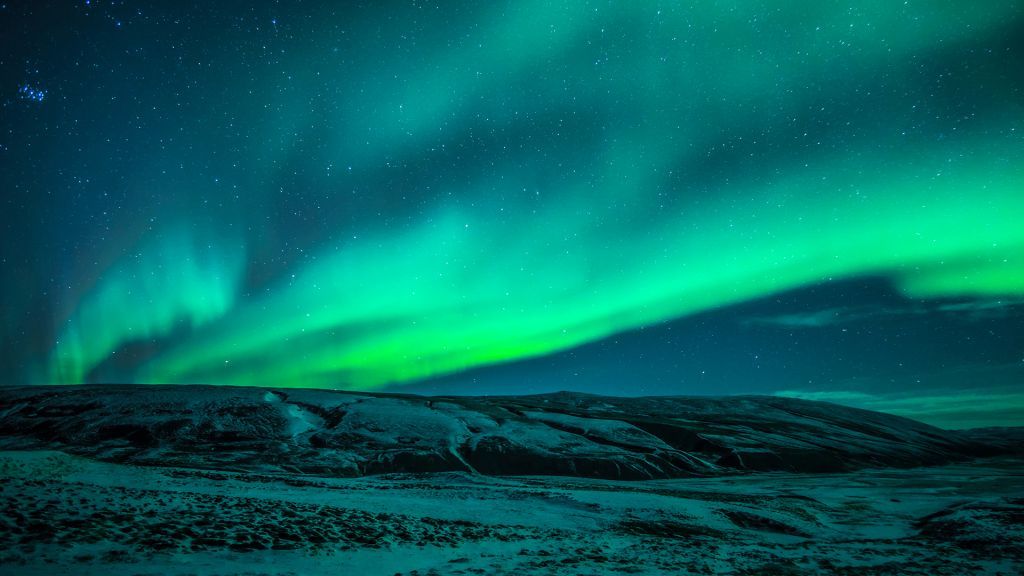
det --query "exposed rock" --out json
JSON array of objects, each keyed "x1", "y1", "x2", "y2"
[{"x1": 0, "y1": 385, "x2": 1015, "y2": 479}]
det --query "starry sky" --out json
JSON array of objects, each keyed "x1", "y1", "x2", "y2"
[{"x1": 1, "y1": 1, "x2": 1022, "y2": 429}]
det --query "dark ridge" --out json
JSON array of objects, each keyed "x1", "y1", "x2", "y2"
[{"x1": 0, "y1": 384, "x2": 1017, "y2": 480}]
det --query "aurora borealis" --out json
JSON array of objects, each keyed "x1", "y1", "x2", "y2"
[{"x1": 2, "y1": 1, "x2": 1022, "y2": 427}]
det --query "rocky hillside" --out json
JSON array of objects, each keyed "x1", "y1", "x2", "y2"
[{"x1": 0, "y1": 385, "x2": 1010, "y2": 479}]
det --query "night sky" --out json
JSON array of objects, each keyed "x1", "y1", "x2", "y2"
[{"x1": 1, "y1": 1, "x2": 1022, "y2": 429}]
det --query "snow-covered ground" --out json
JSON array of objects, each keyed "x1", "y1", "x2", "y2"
[
  {"x1": 1, "y1": 450, "x2": 1021, "y2": 575},
  {"x1": 0, "y1": 386, "x2": 1009, "y2": 479},
  {"x1": 1, "y1": 386, "x2": 1021, "y2": 574}
]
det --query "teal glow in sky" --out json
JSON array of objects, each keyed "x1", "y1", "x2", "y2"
[{"x1": 1, "y1": 1, "x2": 1022, "y2": 426}]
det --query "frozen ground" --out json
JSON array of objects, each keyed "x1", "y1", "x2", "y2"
[
  {"x1": 0, "y1": 386, "x2": 1021, "y2": 574},
  {"x1": 0, "y1": 386, "x2": 1008, "y2": 478},
  {"x1": 1, "y1": 450, "x2": 1022, "y2": 575}
]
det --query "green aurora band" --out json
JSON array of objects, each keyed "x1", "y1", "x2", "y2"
[{"x1": 44, "y1": 1, "x2": 1024, "y2": 389}]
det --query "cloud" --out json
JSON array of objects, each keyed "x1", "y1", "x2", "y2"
[
  {"x1": 744, "y1": 304, "x2": 921, "y2": 328},
  {"x1": 746, "y1": 308, "x2": 846, "y2": 328},
  {"x1": 775, "y1": 382, "x2": 1024, "y2": 430},
  {"x1": 936, "y1": 298, "x2": 1024, "y2": 319},
  {"x1": 747, "y1": 298, "x2": 1023, "y2": 329},
  {"x1": 772, "y1": 390, "x2": 876, "y2": 403}
]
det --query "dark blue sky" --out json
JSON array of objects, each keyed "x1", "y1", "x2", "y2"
[{"x1": 2, "y1": 1, "x2": 1022, "y2": 428}]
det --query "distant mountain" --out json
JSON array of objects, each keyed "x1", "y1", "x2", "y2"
[
  {"x1": 0, "y1": 385, "x2": 1012, "y2": 479},
  {"x1": 958, "y1": 426, "x2": 1024, "y2": 452}
]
